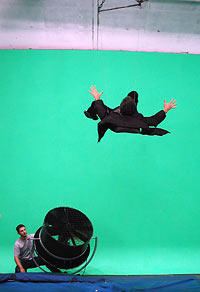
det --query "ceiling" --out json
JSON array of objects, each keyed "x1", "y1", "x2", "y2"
[{"x1": 0, "y1": 0, "x2": 199, "y2": 53}]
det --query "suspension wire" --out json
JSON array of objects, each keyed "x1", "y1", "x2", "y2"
[
  {"x1": 133, "y1": 0, "x2": 144, "y2": 90},
  {"x1": 98, "y1": 12, "x2": 108, "y2": 103},
  {"x1": 134, "y1": 10, "x2": 141, "y2": 89},
  {"x1": 96, "y1": 0, "x2": 148, "y2": 99},
  {"x1": 92, "y1": 0, "x2": 95, "y2": 49},
  {"x1": 134, "y1": 0, "x2": 149, "y2": 90},
  {"x1": 97, "y1": 0, "x2": 100, "y2": 50}
]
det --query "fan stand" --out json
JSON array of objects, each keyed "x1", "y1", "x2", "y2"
[{"x1": 30, "y1": 236, "x2": 98, "y2": 275}]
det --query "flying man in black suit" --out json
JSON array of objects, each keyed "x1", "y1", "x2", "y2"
[{"x1": 84, "y1": 86, "x2": 177, "y2": 142}]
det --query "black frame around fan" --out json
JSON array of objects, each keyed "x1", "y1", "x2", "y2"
[{"x1": 30, "y1": 207, "x2": 97, "y2": 274}]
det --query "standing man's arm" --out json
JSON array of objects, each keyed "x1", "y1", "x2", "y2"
[
  {"x1": 14, "y1": 256, "x2": 25, "y2": 273},
  {"x1": 14, "y1": 244, "x2": 26, "y2": 273}
]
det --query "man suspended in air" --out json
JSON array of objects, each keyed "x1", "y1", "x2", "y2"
[{"x1": 84, "y1": 86, "x2": 177, "y2": 142}]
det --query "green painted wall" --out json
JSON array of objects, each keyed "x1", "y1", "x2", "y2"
[{"x1": 0, "y1": 50, "x2": 200, "y2": 274}]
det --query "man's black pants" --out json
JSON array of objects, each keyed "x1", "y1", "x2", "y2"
[{"x1": 15, "y1": 256, "x2": 60, "y2": 273}]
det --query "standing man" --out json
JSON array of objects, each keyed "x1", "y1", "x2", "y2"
[{"x1": 14, "y1": 224, "x2": 60, "y2": 273}]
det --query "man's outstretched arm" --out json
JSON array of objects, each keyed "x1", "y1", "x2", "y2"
[
  {"x1": 143, "y1": 99, "x2": 177, "y2": 127},
  {"x1": 85, "y1": 86, "x2": 111, "y2": 120}
]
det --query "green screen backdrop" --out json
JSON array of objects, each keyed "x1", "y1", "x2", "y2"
[{"x1": 0, "y1": 50, "x2": 200, "y2": 275}]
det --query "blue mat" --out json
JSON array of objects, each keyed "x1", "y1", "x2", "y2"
[{"x1": 1, "y1": 273, "x2": 200, "y2": 292}]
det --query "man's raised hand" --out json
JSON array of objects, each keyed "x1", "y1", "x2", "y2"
[
  {"x1": 164, "y1": 99, "x2": 177, "y2": 113},
  {"x1": 88, "y1": 85, "x2": 103, "y2": 101}
]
